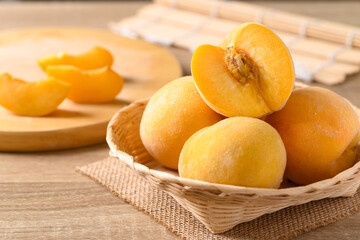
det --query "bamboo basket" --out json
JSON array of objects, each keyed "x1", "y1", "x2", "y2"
[{"x1": 106, "y1": 83, "x2": 360, "y2": 234}]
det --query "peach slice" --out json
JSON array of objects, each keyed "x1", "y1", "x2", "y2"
[
  {"x1": 0, "y1": 73, "x2": 70, "y2": 116},
  {"x1": 46, "y1": 66, "x2": 123, "y2": 103},
  {"x1": 191, "y1": 23, "x2": 295, "y2": 117},
  {"x1": 38, "y1": 46, "x2": 113, "y2": 71},
  {"x1": 266, "y1": 87, "x2": 360, "y2": 185}
]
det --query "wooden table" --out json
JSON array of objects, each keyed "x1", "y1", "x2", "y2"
[{"x1": 1, "y1": 1, "x2": 360, "y2": 239}]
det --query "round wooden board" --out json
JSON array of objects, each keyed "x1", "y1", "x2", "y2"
[{"x1": 0, "y1": 28, "x2": 182, "y2": 151}]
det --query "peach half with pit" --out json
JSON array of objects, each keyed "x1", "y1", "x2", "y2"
[{"x1": 191, "y1": 23, "x2": 294, "y2": 118}]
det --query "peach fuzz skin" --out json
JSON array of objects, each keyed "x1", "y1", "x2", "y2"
[
  {"x1": 179, "y1": 117, "x2": 287, "y2": 189},
  {"x1": 139, "y1": 76, "x2": 223, "y2": 170},
  {"x1": 266, "y1": 87, "x2": 360, "y2": 185}
]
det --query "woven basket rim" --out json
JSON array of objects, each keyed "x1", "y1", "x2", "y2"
[{"x1": 106, "y1": 84, "x2": 360, "y2": 197}]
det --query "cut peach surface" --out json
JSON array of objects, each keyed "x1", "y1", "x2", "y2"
[
  {"x1": 191, "y1": 23, "x2": 294, "y2": 118},
  {"x1": 38, "y1": 46, "x2": 113, "y2": 71},
  {"x1": 46, "y1": 65, "x2": 123, "y2": 103},
  {"x1": 0, "y1": 73, "x2": 70, "y2": 116}
]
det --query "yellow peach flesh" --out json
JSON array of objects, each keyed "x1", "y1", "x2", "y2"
[
  {"x1": 191, "y1": 23, "x2": 294, "y2": 118},
  {"x1": 46, "y1": 65, "x2": 123, "y2": 103},
  {"x1": 0, "y1": 73, "x2": 70, "y2": 116},
  {"x1": 38, "y1": 46, "x2": 113, "y2": 71}
]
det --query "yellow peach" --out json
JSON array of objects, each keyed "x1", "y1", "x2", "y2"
[
  {"x1": 0, "y1": 73, "x2": 70, "y2": 116},
  {"x1": 38, "y1": 46, "x2": 113, "y2": 71},
  {"x1": 179, "y1": 117, "x2": 287, "y2": 188},
  {"x1": 46, "y1": 65, "x2": 123, "y2": 103},
  {"x1": 140, "y1": 76, "x2": 223, "y2": 170},
  {"x1": 266, "y1": 87, "x2": 360, "y2": 185},
  {"x1": 191, "y1": 23, "x2": 294, "y2": 118}
]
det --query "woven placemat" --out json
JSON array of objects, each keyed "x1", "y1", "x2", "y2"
[{"x1": 77, "y1": 157, "x2": 360, "y2": 240}]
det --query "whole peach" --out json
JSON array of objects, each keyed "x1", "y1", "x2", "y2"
[
  {"x1": 179, "y1": 117, "x2": 287, "y2": 188},
  {"x1": 266, "y1": 87, "x2": 360, "y2": 185},
  {"x1": 140, "y1": 76, "x2": 223, "y2": 170}
]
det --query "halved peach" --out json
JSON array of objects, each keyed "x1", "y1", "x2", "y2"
[
  {"x1": 38, "y1": 46, "x2": 113, "y2": 71},
  {"x1": 191, "y1": 23, "x2": 294, "y2": 117},
  {"x1": 46, "y1": 66, "x2": 123, "y2": 103},
  {"x1": 0, "y1": 73, "x2": 70, "y2": 116}
]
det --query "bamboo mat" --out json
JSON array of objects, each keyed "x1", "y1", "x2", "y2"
[{"x1": 110, "y1": 0, "x2": 360, "y2": 85}]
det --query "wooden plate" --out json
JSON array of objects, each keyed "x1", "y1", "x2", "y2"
[{"x1": 0, "y1": 28, "x2": 182, "y2": 151}]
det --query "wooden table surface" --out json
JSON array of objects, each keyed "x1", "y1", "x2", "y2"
[{"x1": 1, "y1": 1, "x2": 360, "y2": 239}]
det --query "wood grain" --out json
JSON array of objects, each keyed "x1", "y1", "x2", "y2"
[
  {"x1": 0, "y1": 1, "x2": 360, "y2": 240},
  {"x1": 0, "y1": 99, "x2": 128, "y2": 151},
  {"x1": 0, "y1": 27, "x2": 181, "y2": 151}
]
